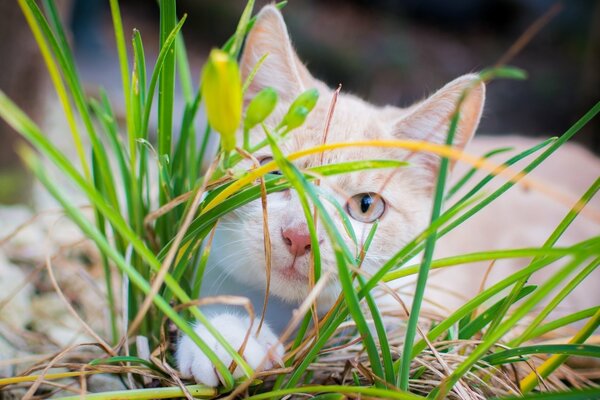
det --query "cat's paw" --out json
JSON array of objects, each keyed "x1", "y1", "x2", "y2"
[{"x1": 176, "y1": 314, "x2": 284, "y2": 387}]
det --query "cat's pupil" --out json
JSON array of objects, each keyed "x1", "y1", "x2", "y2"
[{"x1": 360, "y1": 195, "x2": 372, "y2": 213}]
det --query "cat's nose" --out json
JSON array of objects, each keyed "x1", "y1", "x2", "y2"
[{"x1": 281, "y1": 226, "x2": 315, "y2": 257}]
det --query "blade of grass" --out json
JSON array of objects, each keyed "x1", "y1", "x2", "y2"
[
  {"x1": 398, "y1": 88, "x2": 463, "y2": 390},
  {"x1": 140, "y1": 15, "x2": 187, "y2": 149},
  {"x1": 54, "y1": 384, "x2": 217, "y2": 400},
  {"x1": 156, "y1": 0, "x2": 178, "y2": 240},
  {"x1": 89, "y1": 356, "x2": 162, "y2": 372},
  {"x1": 523, "y1": 306, "x2": 599, "y2": 341},
  {"x1": 108, "y1": 0, "x2": 133, "y2": 138},
  {"x1": 18, "y1": 0, "x2": 90, "y2": 179},
  {"x1": 173, "y1": 90, "x2": 201, "y2": 193},
  {"x1": 221, "y1": 1, "x2": 288, "y2": 53},
  {"x1": 158, "y1": 0, "x2": 177, "y2": 162},
  {"x1": 356, "y1": 220, "x2": 395, "y2": 384},
  {"x1": 482, "y1": 343, "x2": 600, "y2": 365},
  {"x1": 244, "y1": 385, "x2": 424, "y2": 400},
  {"x1": 91, "y1": 152, "x2": 119, "y2": 343},
  {"x1": 228, "y1": 0, "x2": 254, "y2": 58},
  {"x1": 492, "y1": 388, "x2": 600, "y2": 400}
]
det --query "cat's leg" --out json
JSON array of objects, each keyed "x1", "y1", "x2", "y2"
[{"x1": 176, "y1": 313, "x2": 284, "y2": 386}]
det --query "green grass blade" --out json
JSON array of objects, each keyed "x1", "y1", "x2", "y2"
[
  {"x1": 482, "y1": 344, "x2": 600, "y2": 365},
  {"x1": 89, "y1": 356, "x2": 161, "y2": 372},
  {"x1": 356, "y1": 220, "x2": 395, "y2": 384},
  {"x1": 53, "y1": 384, "x2": 217, "y2": 400},
  {"x1": 358, "y1": 274, "x2": 396, "y2": 384},
  {"x1": 313, "y1": 186, "x2": 357, "y2": 250},
  {"x1": 173, "y1": 90, "x2": 201, "y2": 192},
  {"x1": 229, "y1": 0, "x2": 255, "y2": 58},
  {"x1": 221, "y1": 1, "x2": 287, "y2": 53},
  {"x1": 244, "y1": 385, "x2": 424, "y2": 400},
  {"x1": 41, "y1": 0, "x2": 77, "y2": 76},
  {"x1": 91, "y1": 152, "x2": 120, "y2": 344},
  {"x1": 108, "y1": 0, "x2": 134, "y2": 149},
  {"x1": 491, "y1": 388, "x2": 600, "y2": 400},
  {"x1": 384, "y1": 245, "x2": 589, "y2": 282},
  {"x1": 175, "y1": 29, "x2": 194, "y2": 104},
  {"x1": 309, "y1": 160, "x2": 408, "y2": 176},
  {"x1": 158, "y1": 0, "x2": 177, "y2": 163},
  {"x1": 156, "y1": 0, "x2": 178, "y2": 243},
  {"x1": 18, "y1": 0, "x2": 90, "y2": 179},
  {"x1": 133, "y1": 30, "x2": 147, "y2": 105},
  {"x1": 141, "y1": 15, "x2": 187, "y2": 147},
  {"x1": 523, "y1": 306, "x2": 599, "y2": 341},
  {"x1": 399, "y1": 100, "x2": 461, "y2": 390}
]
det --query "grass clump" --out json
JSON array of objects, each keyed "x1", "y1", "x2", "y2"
[{"x1": 0, "y1": 1, "x2": 598, "y2": 399}]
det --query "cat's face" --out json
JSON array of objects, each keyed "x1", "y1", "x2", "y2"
[{"x1": 210, "y1": 6, "x2": 485, "y2": 307}]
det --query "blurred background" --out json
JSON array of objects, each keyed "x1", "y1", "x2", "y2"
[{"x1": 1, "y1": 0, "x2": 598, "y2": 204}]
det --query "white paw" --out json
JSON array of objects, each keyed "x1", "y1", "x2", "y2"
[{"x1": 176, "y1": 314, "x2": 284, "y2": 386}]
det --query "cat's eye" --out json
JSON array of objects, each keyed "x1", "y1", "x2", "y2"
[
  {"x1": 258, "y1": 156, "x2": 282, "y2": 175},
  {"x1": 346, "y1": 192, "x2": 386, "y2": 223}
]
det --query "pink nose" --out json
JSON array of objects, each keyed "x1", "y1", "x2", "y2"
[{"x1": 282, "y1": 226, "x2": 313, "y2": 257}]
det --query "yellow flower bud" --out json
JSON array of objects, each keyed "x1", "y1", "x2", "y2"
[{"x1": 201, "y1": 49, "x2": 242, "y2": 151}]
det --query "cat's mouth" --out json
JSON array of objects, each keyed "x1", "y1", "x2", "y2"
[
  {"x1": 274, "y1": 257, "x2": 308, "y2": 282},
  {"x1": 276, "y1": 267, "x2": 307, "y2": 282}
]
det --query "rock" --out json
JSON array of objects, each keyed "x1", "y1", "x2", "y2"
[
  {"x1": 0, "y1": 250, "x2": 33, "y2": 330},
  {"x1": 87, "y1": 373, "x2": 128, "y2": 392}
]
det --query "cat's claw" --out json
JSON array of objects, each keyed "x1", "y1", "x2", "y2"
[{"x1": 176, "y1": 314, "x2": 284, "y2": 387}]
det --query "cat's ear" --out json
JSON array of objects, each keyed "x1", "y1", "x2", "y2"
[
  {"x1": 240, "y1": 5, "x2": 315, "y2": 103},
  {"x1": 393, "y1": 74, "x2": 485, "y2": 173}
]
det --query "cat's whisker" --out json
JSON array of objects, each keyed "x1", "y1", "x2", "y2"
[{"x1": 211, "y1": 238, "x2": 256, "y2": 249}]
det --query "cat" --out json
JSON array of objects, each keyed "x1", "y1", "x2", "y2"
[{"x1": 176, "y1": 5, "x2": 600, "y2": 386}]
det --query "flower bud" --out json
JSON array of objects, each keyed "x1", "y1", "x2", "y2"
[
  {"x1": 201, "y1": 49, "x2": 242, "y2": 151},
  {"x1": 244, "y1": 87, "x2": 278, "y2": 130},
  {"x1": 281, "y1": 106, "x2": 309, "y2": 131},
  {"x1": 279, "y1": 88, "x2": 319, "y2": 131}
]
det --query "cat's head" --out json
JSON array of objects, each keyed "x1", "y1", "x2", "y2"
[{"x1": 212, "y1": 6, "x2": 485, "y2": 307}]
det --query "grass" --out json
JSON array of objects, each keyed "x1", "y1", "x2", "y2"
[{"x1": 0, "y1": 1, "x2": 599, "y2": 399}]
